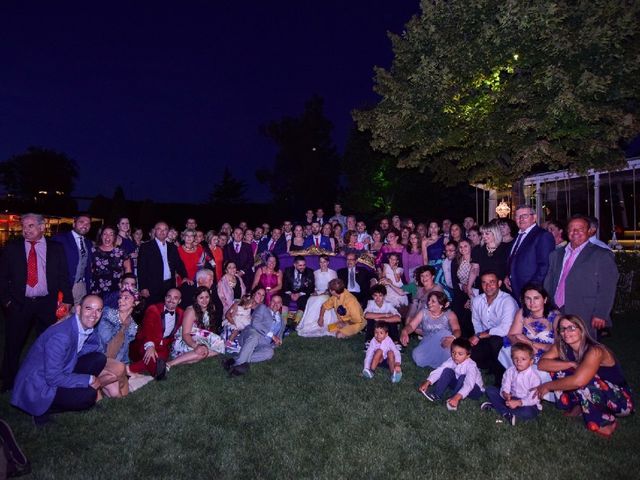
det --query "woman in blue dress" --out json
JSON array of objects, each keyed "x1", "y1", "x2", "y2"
[{"x1": 400, "y1": 291, "x2": 461, "y2": 368}]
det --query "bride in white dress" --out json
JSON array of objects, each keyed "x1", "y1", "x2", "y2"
[{"x1": 297, "y1": 255, "x2": 338, "y2": 337}]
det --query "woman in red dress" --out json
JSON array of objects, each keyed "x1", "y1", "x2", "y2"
[{"x1": 177, "y1": 229, "x2": 203, "y2": 284}]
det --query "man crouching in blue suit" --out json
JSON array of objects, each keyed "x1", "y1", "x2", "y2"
[{"x1": 11, "y1": 295, "x2": 126, "y2": 426}]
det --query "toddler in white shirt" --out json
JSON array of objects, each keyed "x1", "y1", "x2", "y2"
[
  {"x1": 224, "y1": 295, "x2": 253, "y2": 350},
  {"x1": 481, "y1": 342, "x2": 541, "y2": 425},
  {"x1": 419, "y1": 338, "x2": 484, "y2": 411},
  {"x1": 362, "y1": 322, "x2": 402, "y2": 383}
]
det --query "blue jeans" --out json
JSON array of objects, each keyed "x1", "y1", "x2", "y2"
[
  {"x1": 432, "y1": 368, "x2": 482, "y2": 400},
  {"x1": 485, "y1": 386, "x2": 539, "y2": 421}
]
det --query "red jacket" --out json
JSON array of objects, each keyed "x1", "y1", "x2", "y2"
[{"x1": 130, "y1": 303, "x2": 184, "y2": 353}]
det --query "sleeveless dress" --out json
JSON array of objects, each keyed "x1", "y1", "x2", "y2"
[
  {"x1": 382, "y1": 264, "x2": 408, "y2": 307},
  {"x1": 258, "y1": 271, "x2": 279, "y2": 305},
  {"x1": 171, "y1": 311, "x2": 225, "y2": 358},
  {"x1": 411, "y1": 309, "x2": 453, "y2": 368}
]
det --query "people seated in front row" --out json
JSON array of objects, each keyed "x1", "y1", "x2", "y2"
[
  {"x1": 11, "y1": 295, "x2": 126, "y2": 426},
  {"x1": 318, "y1": 278, "x2": 365, "y2": 339}
]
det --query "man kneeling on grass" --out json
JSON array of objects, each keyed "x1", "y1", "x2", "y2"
[
  {"x1": 12, "y1": 295, "x2": 126, "y2": 426},
  {"x1": 223, "y1": 289, "x2": 283, "y2": 376}
]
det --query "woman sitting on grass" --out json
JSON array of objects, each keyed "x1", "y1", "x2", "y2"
[{"x1": 534, "y1": 315, "x2": 634, "y2": 438}]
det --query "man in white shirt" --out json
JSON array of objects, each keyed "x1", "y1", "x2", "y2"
[{"x1": 470, "y1": 271, "x2": 518, "y2": 386}]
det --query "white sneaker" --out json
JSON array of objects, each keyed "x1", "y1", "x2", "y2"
[{"x1": 362, "y1": 369, "x2": 374, "y2": 379}]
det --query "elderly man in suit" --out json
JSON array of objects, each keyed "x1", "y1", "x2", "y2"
[
  {"x1": 128, "y1": 288, "x2": 183, "y2": 379},
  {"x1": 11, "y1": 295, "x2": 125, "y2": 425},
  {"x1": 137, "y1": 221, "x2": 188, "y2": 305},
  {"x1": 223, "y1": 227, "x2": 255, "y2": 288},
  {"x1": 223, "y1": 292, "x2": 283, "y2": 376},
  {"x1": 52, "y1": 214, "x2": 93, "y2": 305},
  {"x1": 0, "y1": 213, "x2": 73, "y2": 392},
  {"x1": 505, "y1": 205, "x2": 555, "y2": 304},
  {"x1": 544, "y1": 215, "x2": 619, "y2": 338},
  {"x1": 337, "y1": 253, "x2": 376, "y2": 308}
]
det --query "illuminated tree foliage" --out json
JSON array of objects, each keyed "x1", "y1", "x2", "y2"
[{"x1": 354, "y1": 0, "x2": 640, "y2": 187}]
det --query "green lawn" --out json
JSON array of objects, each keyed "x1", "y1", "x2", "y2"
[{"x1": 1, "y1": 315, "x2": 638, "y2": 480}]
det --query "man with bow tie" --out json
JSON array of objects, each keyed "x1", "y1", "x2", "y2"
[{"x1": 128, "y1": 288, "x2": 183, "y2": 379}]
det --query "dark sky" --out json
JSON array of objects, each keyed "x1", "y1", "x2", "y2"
[{"x1": 0, "y1": 1, "x2": 420, "y2": 203}]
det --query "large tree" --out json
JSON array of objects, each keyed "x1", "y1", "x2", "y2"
[
  {"x1": 210, "y1": 167, "x2": 247, "y2": 205},
  {"x1": 258, "y1": 95, "x2": 341, "y2": 212},
  {"x1": 0, "y1": 146, "x2": 79, "y2": 198},
  {"x1": 355, "y1": 0, "x2": 640, "y2": 188}
]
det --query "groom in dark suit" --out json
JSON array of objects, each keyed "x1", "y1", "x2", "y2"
[
  {"x1": 137, "y1": 221, "x2": 187, "y2": 305},
  {"x1": 282, "y1": 256, "x2": 315, "y2": 323},
  {"x1": 505, "y1": 205, "x2": 555, "y2": 304},
  {"x1": 0, "y1": 213, "x2": 73, "y2": 392}
]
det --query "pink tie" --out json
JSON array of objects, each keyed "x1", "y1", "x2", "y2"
[{"x1": 554, "y1": 248, "x2": 578, "y2": 307}]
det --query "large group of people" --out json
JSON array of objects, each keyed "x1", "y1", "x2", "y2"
[{"x1": 0, "y1": 202, "x2": 633, "y2": 438}]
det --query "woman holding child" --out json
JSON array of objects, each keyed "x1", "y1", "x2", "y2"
[
  {"x1": 535, "y1": 315, "x2": 634, "y2": 438},
  {"x1": 401, "y1": 291, "x2": 461, "y2": 368}
]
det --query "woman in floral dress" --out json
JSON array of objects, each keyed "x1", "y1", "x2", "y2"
[{"x1": 90, "y1": 226, "x2": 131, "y2": 298}]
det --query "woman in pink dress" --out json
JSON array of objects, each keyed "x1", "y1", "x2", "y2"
[{"x1": 251, "y1": 253, "x2": 283, "y2": 305}]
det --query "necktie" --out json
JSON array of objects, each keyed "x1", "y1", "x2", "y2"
[
  {"x1": 235, "y1": 243, "x2": 240, "y2": 253},
  {"x1": 510, "y1": 232, "x2": 525, "y2": 257},
  {"x1": 349, "y1": 268, "x2": 356, "y2": 290},
  {"x1": 315, "y1": 237, "x2": 319, "y2": 247},
  {"x1": 554, "y1": 248, "x2": 578, "y2": 307},
  {"x1": 27, "y1": 241, "x2": 38, "y2": 287},
  {"x1": 268, "y1": 240, "x2": 274, "y2": 251},
  {"x1": 79, "y1": 237, "x2": 86, "y2": 257}
]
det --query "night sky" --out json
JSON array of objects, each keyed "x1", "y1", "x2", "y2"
[{"x1": 0, "y1": 1, "x2": 420, "y2": 203}]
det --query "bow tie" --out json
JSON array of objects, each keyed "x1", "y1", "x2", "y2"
[{"x1": 164, "y1": 310, "x2": 175, "y2": 316}]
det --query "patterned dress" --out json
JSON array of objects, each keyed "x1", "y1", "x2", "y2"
[
  {"x1": 90, "y1": 246, "x2": 128, "y2": 297},
  {"x1": 171, "y1": 311, "x2": 225, "y2": 358}
]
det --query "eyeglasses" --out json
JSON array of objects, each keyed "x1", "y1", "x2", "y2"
[
  {"x1": 516, "y1": 213, "x2": 533, "y2": 220},
  {"x1": 558, "y1": 325, "x2": 580, "y2": 334}
]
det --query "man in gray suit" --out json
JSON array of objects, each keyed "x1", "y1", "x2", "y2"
[
  {"x1": 223, "y1": 294, "x2": 283, "y2": 376},
  {"x1": 544, "y1": 215, "x2": 618, "y2": 338}
]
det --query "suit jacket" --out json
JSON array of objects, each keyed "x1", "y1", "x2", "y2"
[
  {"x1": 52, "y1": 231, "x2": 93, "y2": 288},
  {"x1": 223, "y1": 242, "x2": 255, "y2": 280},
  {"x1": 544, "y1": 242, "x2": 619, "y2": 328},
  {"x1": 130, "y1": 303, "x2": 184, "y2": 354},
  {"x1": 11, "y1": 314, "x2": 102, "y2": 416},
  {"x1": 282, "y1": 266, "x2": 315, "y2": 296},
  {"x1": 256, "y1": 236, "x2": 287, "y2": 256},
  {"x1": 337, "y1": 267, "x2": 374, "y2": 299},
  {"x1": 0, "y1": 238, "x2": 72, "y2": 307},
  {"x1": 249, "y1": 303, "x2": 280, "y2": 338},
  {"x1": 508, "y1": 225, "x2": 555, "y2": 302},
  {"x1": 303, "y1": 235, "x2": 332, "y2": 250},
  {"x1": 137, "y1": 240, "x2": 187, "y2": 297}
]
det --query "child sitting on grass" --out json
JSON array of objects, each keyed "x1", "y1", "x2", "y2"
[
  {"x1": 363, "y1": 284, "x2": 401, "y2": 348},
  {"x1": 224, "y1": 295, "x2": 253, "y2": 351},
  {"x1": 418, "y1": 337, "x2": 484, "y2": 411},
  {"x1": 362, "y1": 322, "x2": 402, "y2": 383},
  {"x1": 481, "y1": 342, "x2": 541, "y2": 425}
]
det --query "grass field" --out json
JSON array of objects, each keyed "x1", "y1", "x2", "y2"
[{"x1": 0, "y1": 314, "x2": 638, "y2": 480}]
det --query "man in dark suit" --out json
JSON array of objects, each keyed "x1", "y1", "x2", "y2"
[
  {"x1": 505, "y1": 205, "x2": 555, "y2": 304},
  {"x1": 0, "y1": 213, "x2": 73, "y2": 392},
  {"x1": 137, "y1": 221, "x2": 187, "y2": 305},
  {"x1": 129, "y1": 288, "x2": 183, "y2": 379},
  {"x1": 337, "y1": 252, "x2": 376, "y2": 308},
  {"x1": 302, "y1": 222, "x2": 332, "y2": 250},
  {"x1": 282, "y1": 256, "x2": 315, "y2": 324},
  {"x1": 52, "y1": 214, "x2": 93, "y2": 305},
  {"x1": 544, "y1": 215, "x2": 619, "y2": 339},
  {"x1": 256, "y1": 227, "x2": 287, "y2": 256},
  {"x1": 223, "y1": 227, "x2": 255, "y2": 288}
]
